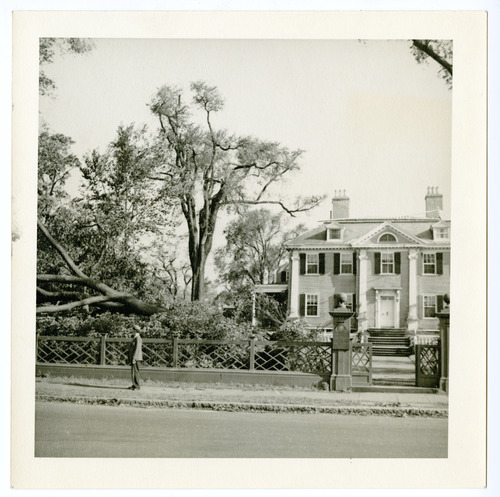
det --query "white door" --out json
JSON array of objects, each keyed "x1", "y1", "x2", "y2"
[{"x1": 380, "y1": 296, "x2": 395, "y2": 327}]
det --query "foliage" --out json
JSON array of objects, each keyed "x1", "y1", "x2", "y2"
[
  {"x1": 76, "y1": 124, "x2": 178, "y2": 297},
  {"x1": 215, "y1": 208, "x2": 305, "y2": 289},
  {"x1": 272, "y1": 318, "x2": 317, "y2": 342},
  {"x1": 39, "y1": 38, "x2": 94, "y2": 96},
  {"x1": 410, "y1": 40, "x2": 453, "y2": 89},
  {"x1": 36, "y1": 303, "x2": 260, "y2": 340},
  {"x1": 38, "y1": 126, "x2": 80, "y2": 218}
]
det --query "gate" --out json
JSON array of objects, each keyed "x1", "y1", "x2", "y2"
[{"x1": 415, "y1": 344, "x2": 440, "y2": 387}]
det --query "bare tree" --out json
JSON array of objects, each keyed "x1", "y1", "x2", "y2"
[{"x1": 149, "y1": 82, "x2": 324, "y2": 301}]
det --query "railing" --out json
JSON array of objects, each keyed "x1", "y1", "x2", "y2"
[{"x1": 36, "y1": 335, "x2": 372, "y2": 380}]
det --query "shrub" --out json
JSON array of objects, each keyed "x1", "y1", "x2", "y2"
[{"x1": 273, "y1": 318, "x2": 316, "y2": 342}]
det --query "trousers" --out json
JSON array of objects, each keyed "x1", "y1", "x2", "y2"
[{"x1": 131, "y1": 361, "x2": 141, "y2": 389}]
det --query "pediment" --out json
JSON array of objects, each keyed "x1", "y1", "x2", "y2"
[{"x1": 351, "y1": 221, "x2": 425, "y2": 246}]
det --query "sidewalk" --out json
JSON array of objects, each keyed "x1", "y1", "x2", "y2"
[{"x1": 35, "y1": 376, "x2": 448, "y2": 418}]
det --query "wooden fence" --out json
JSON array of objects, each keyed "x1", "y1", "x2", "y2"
[{"x1": 36, "y1": 335, "x2": 372, "y2": 383}]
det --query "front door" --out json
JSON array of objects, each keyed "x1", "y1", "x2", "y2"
[{"x1": 380, "y1": 296, "x2": 395, "y2": 327}]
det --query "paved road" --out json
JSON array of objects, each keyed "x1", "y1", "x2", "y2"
[{"x1": 35, "y1": 402, "x2": 447, "y2": 458}]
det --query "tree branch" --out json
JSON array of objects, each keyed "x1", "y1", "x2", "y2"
[{"x1": 412, "y1": 40, "x2": 453, "y2": 75}]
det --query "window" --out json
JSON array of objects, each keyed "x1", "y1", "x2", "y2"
[
  {"x1": 378, "y1": 233, "x2": 397, "y2": 243},
  {"x1": 340, "y1": 253, "x2": 353, "y2": 274},
  {"x1": 423, "y1": 295, "x2": 437, "y2": 318},
  {"x1": 381, "y1": 253, "x2": 394, "y2": 274},
  {"x1": 423, "y1": 253, "x2": 436, "y2": 274},
  {"x1": 327, "y1": 228, "x2": 342, "y2": 240},
  {"x1": 422, "y1": 252, "x2": 443, "y2": 275},
  {"x1": 434, "y1": 228, "x2": 449, "y2": 239},
  {"x1": 306, "y1": 253, "x2": 319, "y2": 274},
  {"x1": 306, "y1": 294, "x2": 319, "y2": 316}
]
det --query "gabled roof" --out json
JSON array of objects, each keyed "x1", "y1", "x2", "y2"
[{"x1": 285, "y1": 217, "x2": 451, "y2": 249}]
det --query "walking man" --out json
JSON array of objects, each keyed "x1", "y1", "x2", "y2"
[{"x1": 128, "y1": 325, "x2": 143, "y2": 390}]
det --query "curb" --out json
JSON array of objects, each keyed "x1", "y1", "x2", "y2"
[{"x1": 35, "y1": 394, "x2": 448, "y2": 418}]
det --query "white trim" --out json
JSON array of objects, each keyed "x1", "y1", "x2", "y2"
[
  {"x1": 326, "y1": 227, "x2": 343, "y2": 241},
  {"x1": 380, "y1": 252, "x2": 395, "y2": 275},
  {"x1": 305, "y1": 252, "x2": 319, "y2": 275},
  {"x1": 351, "y1": 221, "x2": 425, "y2": 247},
  {"x1": 422, "y1": 294, "x2": 438, "y2": 319},
  {"x1": 375, "y1": 289, "x2": 400, "y2": 328},
  {"x1": 377, "y1": 232, "x2": 398, "y2": 243},
  {"x1": 305, "y1": 293, "x2": 319, "y2": 317},
  {"x1": 422, "y1": 252, "x2": 437, "y2": 275},
  {"x1": 340, "y1": 252, "x2": 354, "y2": 274}
]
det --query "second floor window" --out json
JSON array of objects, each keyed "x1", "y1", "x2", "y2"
[
  {"x1": 306, "y1": 253, "x2": 319, "y2": 274},
  {"x1": 423, "y1": 253, "x2": 436, "y2": 274},
  {"x1": 381, "y1": 253, "x2": 395, "y2": 274},
  {"x1": 340, "y1": 253, "x2": 353, "y2": 274}
]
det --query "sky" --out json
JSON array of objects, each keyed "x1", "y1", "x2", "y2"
[{"x1": 39, "y1": 38, "x2": 452, "y2": 276}]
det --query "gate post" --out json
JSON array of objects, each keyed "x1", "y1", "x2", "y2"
[
  {"x1": 436, "y1": 293, "x2": 450, "y2": 393},
  {"x1": 329, "y1": 295, "x2": 354, "y2": 392}
]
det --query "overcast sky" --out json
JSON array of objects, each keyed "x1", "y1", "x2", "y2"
[
  {"x1": 40, "y1": 38, "x2": 451, "y2": 216},
  {"x1": 39, "y1": 38, "x2": 452, "y2": 279}
]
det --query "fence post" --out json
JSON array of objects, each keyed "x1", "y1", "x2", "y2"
[
  {"x1": 436, "y1": 294, "x2": 450, "y2": 393},
  {"x1": 99, "y1": 334, "x2": 107, "y2": 365},
  {"x1": 249, "y1": 336, "x2": 256, "y2": 371},
  {"x1": 172, "y1": 336, "x2": 179, "y2": 368}
]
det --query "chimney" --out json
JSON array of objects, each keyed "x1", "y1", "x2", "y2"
[
  {"x1": 425, "y1": 186, "x2": 443, "y2": 218},
  {"x1": 331, "y1": 190, "x2": 349, "y2": 219}
]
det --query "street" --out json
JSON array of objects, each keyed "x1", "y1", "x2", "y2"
[{"x1": 35, "y1": 402, "x2": 447, "y2": 458}]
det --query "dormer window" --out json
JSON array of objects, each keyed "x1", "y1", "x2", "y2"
[
  {"x1": 327, "y1": 228, "x2": 342, "y2": 240},
  {"x1": 378, "y1": 233, "x2": 397, "y2": 243},
  {"x1": 433, "y1": 228, "x2": 449, "y2": 239}
]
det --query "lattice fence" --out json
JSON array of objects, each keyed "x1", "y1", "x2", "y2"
[
  {"x1": 351, "y1": 343, "x2": 372, "y2": 385},
  {"x1": 37, "y1": 337, "x2": 101, "y2": 365},
  {"x1": 254, "y1": 341, "x2": 331, "y2": 374},
  {"x1": 36, "y1": 336, "x2": 371, "y2": 379},
  {"x1": 177, "y1": 340, "x2": 249, "y2": 370}
]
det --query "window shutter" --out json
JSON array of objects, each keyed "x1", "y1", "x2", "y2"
[
  {"x1": 395, "y1": 252, "x2": 401, "y2": 274},
  {"x1": 333, "y1": 253, "x2": 340, "y2": 274},
  {"x1": 437, "y1": 295, "x2": 444, "y2": 312},
  {"x1": 299, "y1": 294, "x2": 305, "y2": 316},
  {"x1": 374, "y1": 252, "x2": 381, "y2": 274},
  {"x1": 319, "y1": 253, "x2": 326, "y2": 275},
  {"x1": 299, "y1": 254, "x2": 306, "y2": 275},
  {"x1": 418, "y1": 295, "x2": 423, "y2": 319},
  {"x1": 436, "y1": 253, "x2": 443, "y2": 275},
  {"x1": 352, "y1": 252, "x2": 357, "y2": 275},
  {"x1": 352, "y1": 294, "x2": 356, "y2": 311}
]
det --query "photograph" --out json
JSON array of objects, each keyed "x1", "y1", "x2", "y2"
[{"x1": 10, "y1": 9, "x2": 487, "y2": 489}]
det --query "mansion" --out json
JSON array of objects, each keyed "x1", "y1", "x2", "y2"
[{"x1": 256, "y1": 187, "x2": 450, "y2": 335}]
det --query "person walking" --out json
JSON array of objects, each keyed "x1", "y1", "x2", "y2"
[{"x1": 128, "y1": 325, "x2": 143, "y2": 390}]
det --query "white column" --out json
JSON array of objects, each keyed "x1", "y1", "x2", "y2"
[
  {"x1": 357, "y1": 249, "x2": 368, "y2": 332},
  {"x1": 407, "y1": 248, "x2": 419, "y2": 332},
  {"x1": 288, "y1": 251, "x2": 300, "y2": 318}
]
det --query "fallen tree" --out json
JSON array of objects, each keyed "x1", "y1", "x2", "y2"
[{"x1": 36, "y1": 218, "x2": 167, "y2": 315}]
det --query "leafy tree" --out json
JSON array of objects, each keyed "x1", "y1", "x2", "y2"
[
  {"x1": 39, "y1": 37, "x2": 94, "y2": 96},
  {"x1": 410, "y1": 40, "x2": 453, "y2": 89},
  {"x1": 215, "y1": 208, "x2": 305, "y2": 289},
  {"x1": 36, "y1": 126, "x2": 175, "y2": 315},
  {"x1": 149, "y1": 82, "x2": 324, "y2": 301}
]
